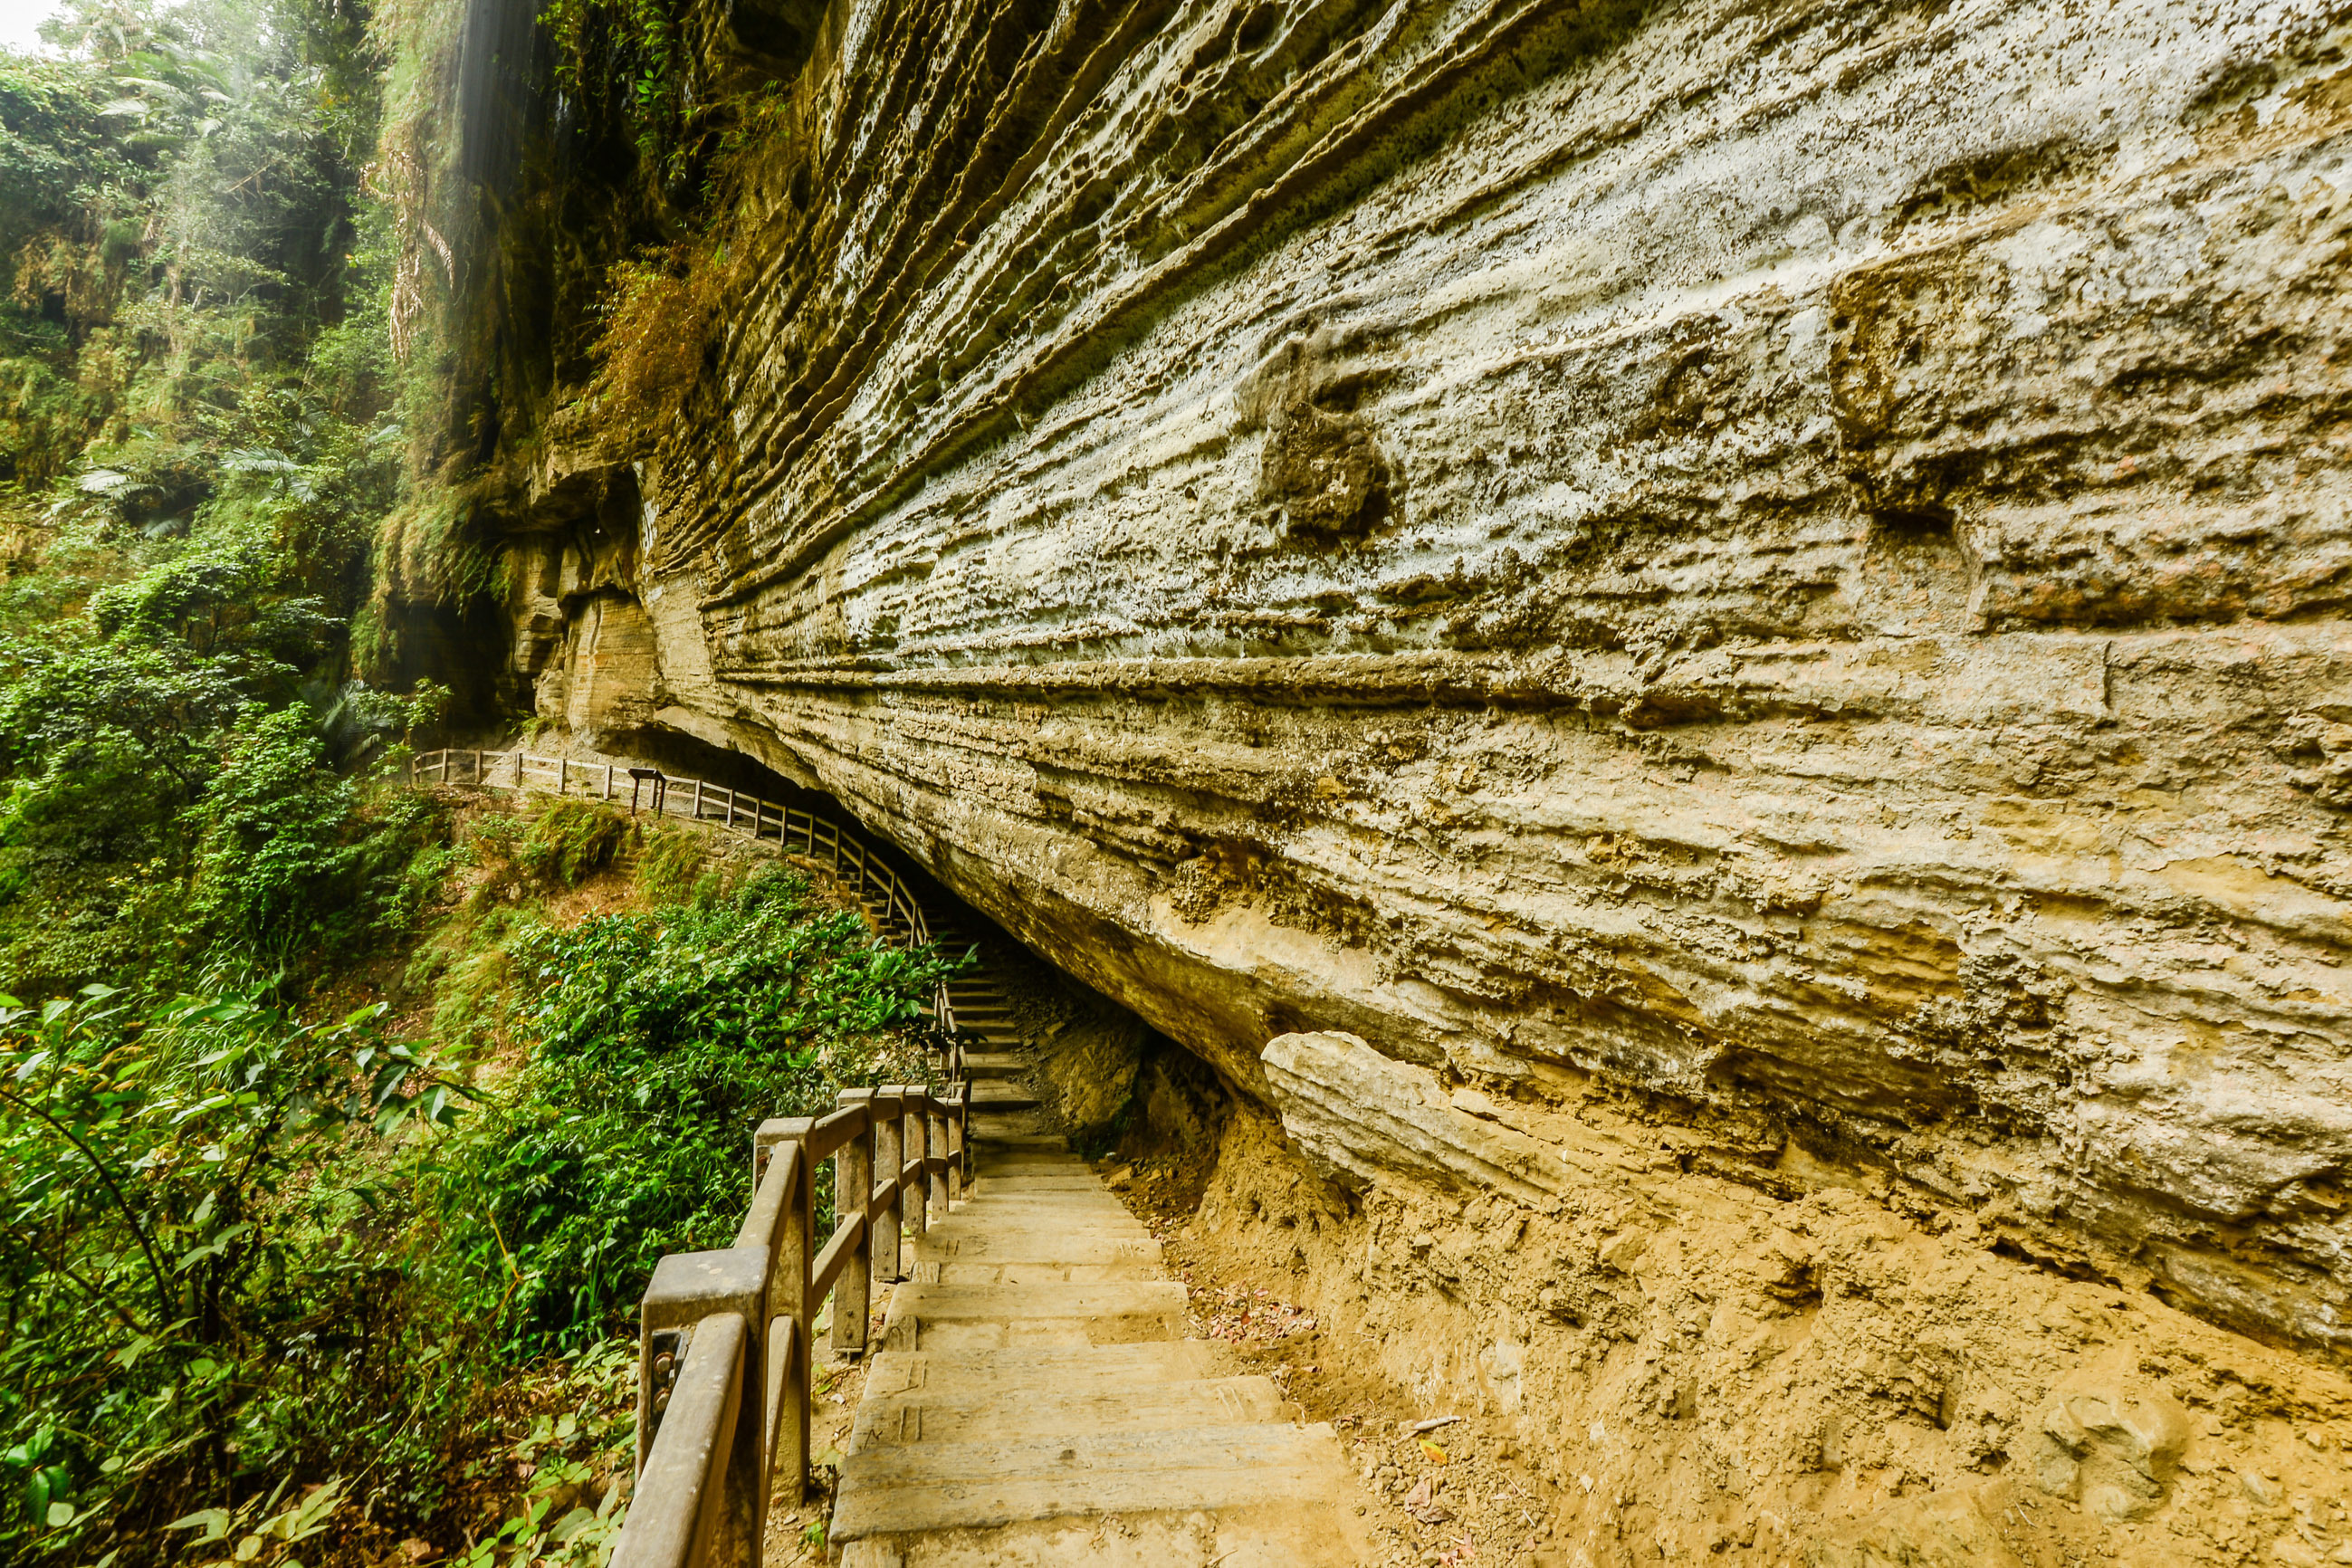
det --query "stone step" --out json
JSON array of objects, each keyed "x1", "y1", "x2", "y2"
[
  {"x1": 848, "y1": 1373, "x2": 1287, "y2": 1452},
  {"x1": 830, "y1": 1424, "x2": 1354, "y2": 1541},
  {"x1": 860, "y1": 1342, "x2": 1222, "y2": 1401},
  {"x1": 839, "y1": 1509, "x2": 1366, "y2": 1568},
  {"x1": 913, "y1": 1257, "x2": 1162, "y2": 1285},
  {"x1": 933, "y1": 1192, "x2": 1141, "y2": 1214},
  {"x1": 878, "y1": 1281, "x2": 1186, "y2": 1352},
  {"x1": 956, "y1": 1202, "x2": 1137, "y2": 1222},
  {"x1": 924, "y1": 1224, "x2": 1153, "y2": 1250},
  {"x1": 970, "y1": 1083, "x2": 1040, "y2": 1111},
  {"x1": 963, "y1": 1051, "x2": 1024, "y2": 1078},
  {"x1": 915, "y1": 1225, "x2": 1156, "y2": 1257},
  {"x1": 924, "y1": 1212, "x2": 1150, "y2": 1241},
  {"x1": 938, "y1": 1204, "x2": 1143, "y2": 1222},
  {"x1": 967, "y1": 1126, "x2": 1059, "y2": 1149}
]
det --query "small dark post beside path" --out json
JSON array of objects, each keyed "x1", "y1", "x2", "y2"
[{"x1": 627, "y1": 766, "x2": 666, "y2": 817}]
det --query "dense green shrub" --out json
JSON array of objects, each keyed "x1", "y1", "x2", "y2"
[
  {"x1": 515, "y1": 799, "x2": 636, "y2": 889},
  {"x1": 434, "y1": 869, "x2": 955, "y2": 1361},
  {"x1": 633, "y1": 821, "x2": 710, "y2": 904},
  {"x1": 0, "y1": 982, "x2": 467, "y2": 1563}
]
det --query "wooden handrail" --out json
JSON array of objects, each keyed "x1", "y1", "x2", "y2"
[
  {"x1": 405, "y1": 748, "x2": 963, "y2": 1068},
  {"x1": 611, "y1": 1084, "x2": 969, "y2": 1567}
]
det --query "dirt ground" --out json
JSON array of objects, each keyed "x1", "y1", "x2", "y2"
[{"x1": 1100, "y1": 1102, "x2": 2352, "y2": 1568}]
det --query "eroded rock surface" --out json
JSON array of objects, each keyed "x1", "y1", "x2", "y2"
[
  {"x1": 474, "y1": 0, "x2": 2352, "y2": 1360},
  {"x1": 1166, "y1": 1071, "x2": 2352, "y2": 1567}
]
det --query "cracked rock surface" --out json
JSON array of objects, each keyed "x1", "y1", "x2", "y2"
[{"x1": 478, "y1": 0, "x2": 2352, "y2": 1363}]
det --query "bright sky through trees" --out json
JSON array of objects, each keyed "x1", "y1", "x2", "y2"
[{"x1": 0, "y1": 0, "x2": 60, "y2": 51}]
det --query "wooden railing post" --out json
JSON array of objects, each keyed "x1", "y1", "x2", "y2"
[
  {"x1": 944, "y1": 1085, "x2": 964, "y2": 1208},
  {"x1": 870, "y1": 1087, "x2": 904, "y2": 1286},
  {"x1": 832, "y1": 1089, "x2": 874, "y2": 1359},
  {"x1": 927, "y1": 1094, "x2": 950, "y2": 1223},
  {"x1": 630, "y1": 1249, "x2": 766, "y2": 1564},
  {"x1": 901, "y1": 1087, "x2": 928, "y2": 1247},
  {"x1": 750, "y1": 1120, "x2": 814, "y2": 1508},
  {"x1": 958, "y1": 1080, "x2": 973, "y2": 1185}
]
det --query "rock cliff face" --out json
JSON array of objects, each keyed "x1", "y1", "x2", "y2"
[{"x1": 487, "y1": 0, "x2": 2352, "y2": 1362}]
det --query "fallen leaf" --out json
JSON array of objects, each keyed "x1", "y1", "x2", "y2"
[
  {"x1": 1402, "y1": 1475, "x2": 1454, "y2": 1525},
  {"x1": 1418, "y1": 1437, "x2": 1449, "y2": 1464}
]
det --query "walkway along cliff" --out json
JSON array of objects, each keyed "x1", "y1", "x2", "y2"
[{"x1": 378, "y1": 0, "x2": 2352, "y2": 1560}]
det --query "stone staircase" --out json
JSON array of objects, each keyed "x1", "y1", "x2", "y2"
[{"x1": 828, "y1": 939, "x2": 1366, "y2": 1566}]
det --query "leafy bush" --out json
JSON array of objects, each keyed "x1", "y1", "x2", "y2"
[
  {"x1": 633, "y1": 822, "x2": 708, "y2": 904},
  {"x1": 435, "y1": 870, "x2": 955, "y2": 1361},
  {"x1": 516, "y1": 800, "x2": 635, "y2": 889},
  {"x1": 0, "y1": 981, "x2": 465, "y2": 1562},
  {"x1": 583, "y1": 250, "x2": 714, "y2": 428}
]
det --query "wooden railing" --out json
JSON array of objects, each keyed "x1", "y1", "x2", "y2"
[
  {"x1": 406, "y1": 748, "x2": 960, "y2": 1066},
  {"x1": 611, "y1": 1082, "x2": 971, "y2": 1567}
]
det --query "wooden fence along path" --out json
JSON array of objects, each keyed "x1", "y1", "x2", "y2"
[
  {"x1": 406, "y1": 749, "x2": 942, "y2": 982},
  {"x1": 620, "y1": 1084, "x2": 971, "y2": 1565},
  {"x1": 406, "y1": 746, "x2": 980, "y2": 1562},
  {"x1": 408, "y1": 749, "x2": 1365, "y2": 1563}
]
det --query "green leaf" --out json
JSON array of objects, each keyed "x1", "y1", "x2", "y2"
[{"x1": 165, "y1": 1507, "x2": 230, "y2": 1542}]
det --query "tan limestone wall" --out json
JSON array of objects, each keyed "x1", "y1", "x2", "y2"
[{"x1": 532, "y1": 0, "x2": 2352, "y2": 1360}]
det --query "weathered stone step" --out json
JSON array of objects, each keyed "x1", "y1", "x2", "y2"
[
  {"x1": 830, "y1": 1424, "x2": 1353, "y2": 1540},
  {"x1": 943, "y1": 1196, "x2": 1143, "y2": 1221},
  {"x1": 839, "y1": 1509, "x2": 1363, "y2": 1568},
  {"x1": 918, "y1": 1229, "x2": 1156, "y2": 1257},
  {"x1": 951, "y1": 1186, "x2": 1133, "y2": 1207},
  {"x1": 962, "y1": 1051, "x2": 1024, "y2": 1079},
  {"x1": 848, "y1": 1373, "x2": 1287, "y2": 1452},
  {"x1": 969, "y1": 1082, "x2": 1039, "y2": 1111},
  {"x1": 917, "y1": 1225, "x2": 1157, "y2": 1253},
  {"x1": 879, "y1": 1281, "x2": 1186, "y2": 1351},
  {"x1": 923, "y1": 1211, "x2": 1150, "y2": 1241},
  {"x1": 861, "y1": 1341, "x2": 1222, "y2": 1401},
  {"x1": 966, "y1": 1126, "x2": 1059, "y2": 1149},
  {"x1": 913, "y1": 1257, "x2": 1159, "y2": 1285}
]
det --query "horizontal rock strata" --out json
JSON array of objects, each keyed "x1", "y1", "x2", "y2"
[{"x1": 494, "y1": 0, "x2": 2352, "y2": 1358}]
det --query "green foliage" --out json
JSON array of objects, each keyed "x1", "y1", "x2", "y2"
[
  {"x1": 517, "y1": 799, "x2": 635, "y2": 889},
  {"x1": 0, "y1": 3, "x2": 976, "y2": 1562},
  {"x1": 0, "y1": 981, "x2": 465, "y2": 1561},
  {"x1": 184, "y1": 707, "x2": 448, "y2": 966},
  {"x1": 434, "y1": 870, "x2": 953, "y2": 1361},
  {"x1": 442, "y1": 1342, "x2": 633, "y2": 1568},
  {"x1": 633, "y1": 821, "x2": 708, "y2": 905},
  {"x1": 2, "y1": 0, "x2": 391, "y2": 497},
  {"x1": 540, "y1": 0, "x2": 682, "y2": 171},
  {"x1": 582, "y1": 248, "x2": 712, "y2": 428}
]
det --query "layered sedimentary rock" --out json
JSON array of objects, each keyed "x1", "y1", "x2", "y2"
[{"x1": 492, "y1": 0, "x2": 2352, "y2": 1362}]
